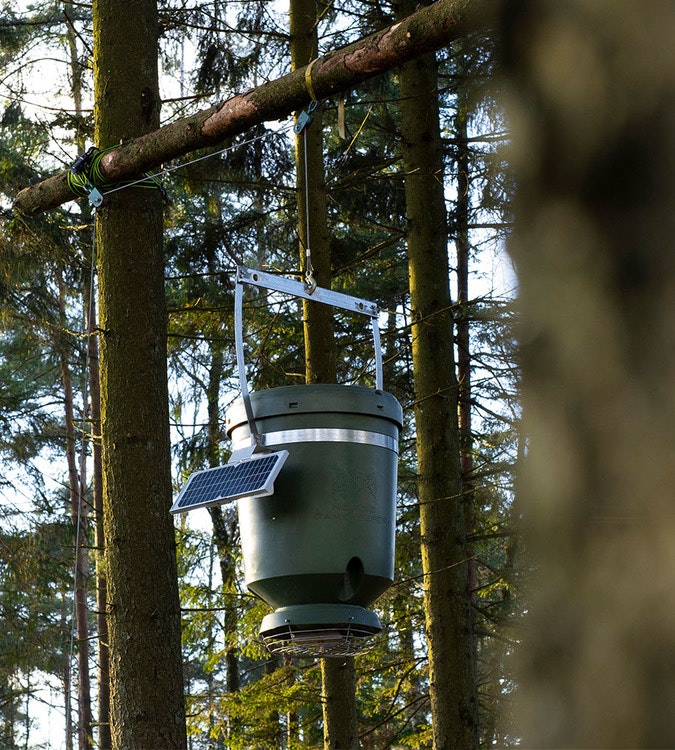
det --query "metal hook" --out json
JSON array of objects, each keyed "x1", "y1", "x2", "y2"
[{"x1": 304, "y1": 267, "x2": 317, "y2": 294}]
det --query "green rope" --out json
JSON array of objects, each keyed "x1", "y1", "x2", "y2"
[
  {"x1": 66, "y1": 168, "x2": 94, "y2": 198},
  {"x1": 67, "y1": 123, "x2": 295, "y2": 205},
  {"x1": 67, "y1": 146, "x2": 162, "y2": 201}
]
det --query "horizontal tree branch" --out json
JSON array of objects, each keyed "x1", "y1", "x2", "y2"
[{"x1": 14, "y1": 0, "x2": 493, "y2": 217}]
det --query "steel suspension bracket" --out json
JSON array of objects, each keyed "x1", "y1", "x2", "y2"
[
  {"x1": 293, "y1": 100, "x2": 319, "y2": 135},
  {"x1": 234, "y1": 265, "x2": 384, "y2": 457}
]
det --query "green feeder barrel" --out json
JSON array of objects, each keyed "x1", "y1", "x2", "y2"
[{"x1": 225, "y1": 383, "x2": 402, "y2": 657}]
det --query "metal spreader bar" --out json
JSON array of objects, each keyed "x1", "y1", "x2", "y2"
[
  {"x1": 235, "y1": 266, "x2": 383, "y2": 391},
  {"x1": 171, "y1": 267, "x2": 385, "y2": 515}
]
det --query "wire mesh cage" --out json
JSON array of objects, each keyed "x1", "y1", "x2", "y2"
[{"x1": 261, "y1": 618, "x2": 380, "y2": 658}]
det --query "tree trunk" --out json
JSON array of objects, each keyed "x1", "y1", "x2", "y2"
[
  {"x1": 208, "y1": 505, "x2": 240, "y2": 696},
  {"x1": 14, "y1": 0, "x2": 494, "y2": 218},
  {"x1": 290, "y1": 1, "x2": 359, "y2": 747},
  {"x1": 321, "y1": 659, "x2": 359, "y2": 750},
  {"x1": 93, "y1": 0, "x2": 186, "y2": 747},
  {"x1": 65, "y1": 13, "x2": 110, "y2": 743},
  {"x1": 455, "y1": 92, "x2": 473, "y2": 506},
  {"x1": 291, "y1": 0, "x2": 336, "y2": 385},
  {"x1": 398, "y1": 4, "x2": 479, "y2": 747},
  {"x1": 62, "y1": 588, "x2": 74, "y2": 750},
  {"x1": 453, "y1": 81, "x2": 479, "y2": 646},
  {"x1": 204, "y1": 342, "x2": 241, "y2": 701},
  {"x1": 58, "y1": 273, "x2": 94, "y2": 750},
  {"x1": 500, "y1": 1, "x2": 675, "y2": 746},
  {"x1": 84, "y1": 278, "x2": 111, "y2": 750}
]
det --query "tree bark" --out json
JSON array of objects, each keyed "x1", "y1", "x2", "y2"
[
  {"x1": 398, "y1": 4, "x2": 479, "y2": 746},
  {"x1": 14, "y1": 0, "x2": 494, "y2": 218},
  {"x1": 499, "y1": 1, "x2": 675, "y2": 746},
  {"x1": 93, "y1": 0, "x2": 186, "y2": 747},
  {"x1": 321, "y1": 659, "x2": 359, "y2": 750},
  {"x1": 58, "y1": 273, "x2": 94, "y2": 750},
  {"x1": 290, "y1": 1, "x2": 359, "y2": 747}
]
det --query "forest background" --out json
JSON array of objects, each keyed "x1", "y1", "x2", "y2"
[
  {"x1": 1, "y1": 1, "x2": 518, "y2": 746},
  {"x1": 2, "y1": 0, "x2": 675, "y2": 749}
]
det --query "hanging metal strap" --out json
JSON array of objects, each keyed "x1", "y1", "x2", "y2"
[
  {"x1": 234, "y1": 278, "x2": 264, "y2": 454},
  {"x1": 234, "y1": 265, "x2": 384, "y2": 451}
]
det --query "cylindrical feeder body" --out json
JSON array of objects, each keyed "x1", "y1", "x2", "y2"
[{"x1": 225, "y1": 385, "x2": 402, "y2": 615}]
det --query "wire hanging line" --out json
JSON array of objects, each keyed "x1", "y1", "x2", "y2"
[
  {"x1": 67, "y1": 225, "x2": 97, "y2": 698},
  {"x1": 67, "y1": 121, "x2": 296, "y2": 208},
  {"x1": 296, "y1": 100, "x2": 320, "y2": 293}
]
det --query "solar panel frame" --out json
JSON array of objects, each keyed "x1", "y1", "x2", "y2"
[{"x1": 170, "y1": 450, "x2": 288, "y2": 514}]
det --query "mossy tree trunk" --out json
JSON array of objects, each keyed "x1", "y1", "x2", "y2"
[
  {"x1": 398, "y1": 2, "x2": 479, "y2": 746},
  {"x1": 291, "y1": 1, "x2": 358, "y2": 747},
  {"x1": 93, "y1": 0, "x2": 186, "y2": 747}
]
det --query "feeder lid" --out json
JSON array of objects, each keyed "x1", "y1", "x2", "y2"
[
  {"x1": 260, "y1": 603, "x2": 382, "y2": 658},
  {"x1": 226, "y1": 384, "x2": 403, "y2": 436}
]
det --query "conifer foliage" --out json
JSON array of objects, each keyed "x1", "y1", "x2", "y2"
[{"x1": 1, "y1": 1, "x2": 517, "y2": 747}]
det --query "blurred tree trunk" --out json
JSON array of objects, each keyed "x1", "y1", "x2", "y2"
[
  {"x1": 93, "y1": 0, "x2": 186, "y2": 747},
  {"x1": 398, "y1": 1, "x2": 479, "y2": 746},
  {"x1": 500, "y1": 1, "x2": 675, "y2": 746}
]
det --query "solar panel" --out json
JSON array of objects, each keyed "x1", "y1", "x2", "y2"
[{"x1": 170, "y1": 450, "x2": 288, "y2": 514}]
